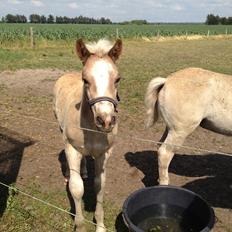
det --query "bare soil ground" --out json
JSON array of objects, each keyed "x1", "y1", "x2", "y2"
[{"x1": 0, "y1": 69, "x2": 231, "y2": 231}]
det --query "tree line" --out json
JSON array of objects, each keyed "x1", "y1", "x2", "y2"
[
  {"x1": 206, "y1": 14, "x2": 232, "y2": 25},
  {"x1": 1, "y1": 14, "x2": 112, "y2": 24},
  {"x1": 1, "y1": 13, "x2": 232, "y2": 25}
]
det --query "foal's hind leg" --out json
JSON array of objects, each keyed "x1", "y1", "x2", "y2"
[
  {"x1": 65, "y1": 142, "x2": 86, "y2": 232},
  {"x1": 158, "y1": 129, "x2": 189, "y2": 185}
]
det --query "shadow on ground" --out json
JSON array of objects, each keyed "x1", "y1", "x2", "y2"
[
  {"x1": 0, "y1": 126, "x2": 33, "y2": 216},
  {"x1": 124, "y1": 150, "x2": 232, "y2": 209}
]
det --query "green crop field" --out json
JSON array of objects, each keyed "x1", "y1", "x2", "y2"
[{"x1": 0, "y1": 23, "x2": 232, "y2": 42}]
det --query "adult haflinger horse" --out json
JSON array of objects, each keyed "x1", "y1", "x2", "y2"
[
  {"x1": 54, "y1": 39, "x2": 122, "y2": 232},
  {"x1": 145, "y1": 67, "x2": 232, "y2": 185}
]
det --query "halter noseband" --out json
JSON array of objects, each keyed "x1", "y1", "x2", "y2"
[{"x1": 88, "y1": 93, "x2": 120, "y2": 112}]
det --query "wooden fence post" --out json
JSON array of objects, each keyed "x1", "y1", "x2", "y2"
[
  {"x1": 30, "y1": 27, "x2": 35, "y2": 49},
  {"x1": 116, "y1": 28, "x2": 119, "y2": 38}
]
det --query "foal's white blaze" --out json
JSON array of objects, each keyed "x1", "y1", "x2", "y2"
[
  {"x1": 91, "y1": 59, "x2": 114, "y2": 114},
  {"x1": 91, "y1": 59, "x2": 113, "y2": 96}
]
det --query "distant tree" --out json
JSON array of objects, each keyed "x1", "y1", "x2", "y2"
[
  {"x1": 130, "y1": 19, "x2": 148, "y2": 25},
  {"x1": 227, "y1": 17, "x2": 232, "y2": 25},
  {"x1": 206, "y1": 14, "x2": 232, "y2": 25},
  {"x1": 220, "y1": 17, "x2": 227, "y2": 25},
  {"x1": 29, "y1": 14, "x2": 41, "y2": 23},
  {"x1": 4, "y1": 14, "x2": 27, "y2": 23},
  {"x1": 73, "y1": 17, "x2": 79, "y2": 24},
  {"x1": 119, "y1": 19, "x2": 147, "y2": 25},
  {"x1": 64, "y1": 16, "x2": 71, "y2": 24},
  {"x1": 15, "y1": 15, "x2": 27, "y2": 23},
  {"x1": 56, "y1": 16, "x2": 63, "y2": 24},
  {"x1": 47, "y1": 14, "x2": 54, "y2": 24},
  {"x1": 40, "y1": 15, "x2": 47, "y2": 24},
  {"x1": 5, "y1": 14, "x2": 16, "y2": 23},
  {"x1": 3, "y1": 13, "x2": 112, "y2": 24},
  {"x1": 206, "y1": 14, "x2": 220, "y2": 25}
]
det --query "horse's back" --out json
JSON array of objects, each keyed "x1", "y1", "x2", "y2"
[
  {"x1": 158, "y1": 67, "x2": 232, "y2": 134},
  {"x1": 162, "y1": 67, "x2": 232, "y2": 102},
  {"x1": 54, "y1": 72, "x2": 83, "y2": 129}
]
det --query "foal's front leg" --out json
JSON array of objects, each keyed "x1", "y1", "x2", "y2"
[
  {"x1": 65, "y1": 142, "x2": 86, "y2": 232},
  {"x1": 94, "y1": 149, "x2": 111, "y2": 232}
]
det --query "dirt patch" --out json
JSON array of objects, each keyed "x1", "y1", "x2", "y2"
[
  {"x1": 0, "y1": 69, "x2": 64, "y2": 96},
  {"x1": 0, "y1": 69, "x2": 231, "y2": 231}
]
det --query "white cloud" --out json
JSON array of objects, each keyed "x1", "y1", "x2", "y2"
[
  {"x1": 172, "y1": 4, "x2": 184, "y2": 11},
  {"x1": 31, "y1": 0, "x2": 44, "y2": 7},
  {"x1": 68, "y1": 2, "x2": 78, "y2": 9},
  {"x1": 8, "y1": 0, "x2": 22, "y2": 4}
]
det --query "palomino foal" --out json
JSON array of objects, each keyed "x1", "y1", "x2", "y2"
[
  {"x1": 54, "y1": 39, "x2": 122, "y2": 232},
  {"x1": 145, "y1": 68, "x2": 232, "y2": 185}
]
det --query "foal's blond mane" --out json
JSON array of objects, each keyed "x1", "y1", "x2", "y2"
[{"x1": 86, "y1": 39, "x2": 114, "y2": 57}]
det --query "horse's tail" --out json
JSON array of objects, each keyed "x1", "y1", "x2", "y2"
[{"x1": 145, "y1": 77, "x2": 166, "y2": 128}]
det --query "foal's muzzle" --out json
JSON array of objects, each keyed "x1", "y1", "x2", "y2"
[{"x1": 88, "y1": 95, "x2": 120, "y2": 132}]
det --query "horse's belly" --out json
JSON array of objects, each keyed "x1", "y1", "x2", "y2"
[{"x1": 201, "y1": 116, "x2": 232, "y2": 136}]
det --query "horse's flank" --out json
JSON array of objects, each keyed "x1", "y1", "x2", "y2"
[{"x1": 147, "y1": 67, "x2": 232, "y2": 136}]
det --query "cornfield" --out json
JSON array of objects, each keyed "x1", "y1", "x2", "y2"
[{"x1": 0, "y1": 23, "x2": 232, "y2": 41}]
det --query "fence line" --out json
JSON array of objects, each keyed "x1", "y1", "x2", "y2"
[
  {"x1": 0, "y1": 181, "x2": 114, "y2": 232},
  {"x1": 0, "y1": 108, "x2": 232, "y2": 232},
  {"x1": 1, "y1": 109, "x2": 232, "y2": 157},
  {"x1": 0, "y1": 107, "x2": 232, "y2": 231}
]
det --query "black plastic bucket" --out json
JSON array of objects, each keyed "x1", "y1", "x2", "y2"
[{"x1": 122, "y1": 186, "x2": 215, "y2": 232}]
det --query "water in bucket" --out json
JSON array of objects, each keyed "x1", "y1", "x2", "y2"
[{"x1": 131, "y1": 204, "x2": 205, "y2": 232}]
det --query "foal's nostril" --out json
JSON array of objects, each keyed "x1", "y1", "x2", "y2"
[{"x1": 96, "y1": 116, "x2": 104, "y2": 126}]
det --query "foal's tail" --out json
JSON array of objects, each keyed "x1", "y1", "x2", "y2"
[{"x1": 145, "y1": 77, "x2": 166, "y2": 128}]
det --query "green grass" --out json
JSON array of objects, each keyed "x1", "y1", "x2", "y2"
[{"x1": 0, "y1": 181, "x2": 126, "y2": 232}]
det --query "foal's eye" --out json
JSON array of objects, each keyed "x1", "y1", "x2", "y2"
[{"x1": 115, "y1": 78, "x2": 121, "y2": 84}]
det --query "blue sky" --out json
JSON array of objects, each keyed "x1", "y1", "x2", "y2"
[{"x1": 0, "y1": 0, "x2": 231, "y2": 22}]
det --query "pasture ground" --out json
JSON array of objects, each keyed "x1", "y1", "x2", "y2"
[{"x1": 0, "y1": 38, "x2": 232, "y2": 232}]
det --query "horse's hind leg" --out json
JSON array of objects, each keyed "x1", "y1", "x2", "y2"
[
  {"x1": 65, "y1": 142, "x2": 86, "y2": 232},
  {"x1": 158, "y1": 129, "x2": 189, "y2": 185},
  {"x1": 94, "y1": 150, "x2": 111, "y2": 232}
]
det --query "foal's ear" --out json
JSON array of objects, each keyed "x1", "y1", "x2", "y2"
[
  {"x1": 76, "y1": 39, "x2": 91, "y2": 65},
  {"x1": 108, "y1": 39, "x2": 122, "y2": 62}
]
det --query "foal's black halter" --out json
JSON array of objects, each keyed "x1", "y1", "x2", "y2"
[{"x1": 88, "y1": 93, "x2": 120, "y2": 112}]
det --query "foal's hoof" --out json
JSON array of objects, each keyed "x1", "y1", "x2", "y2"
[
  {"x1": 74, "y1": 224, "x2": 87, "y2": 232},
  {"x1": 96, "y1": 225, "x2": 106, "y2": 232},
  {"x1": 158, "y1": 179, "x2": 169, "y2": 185}
]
